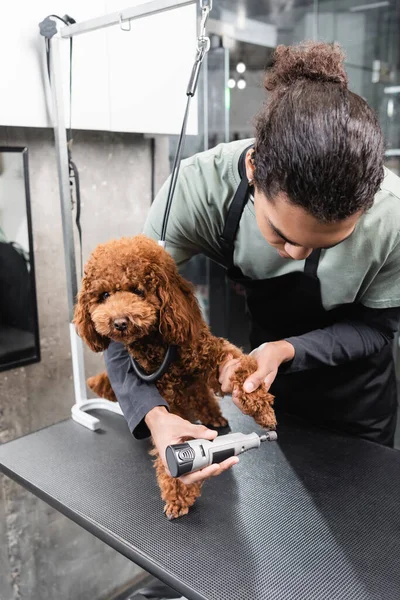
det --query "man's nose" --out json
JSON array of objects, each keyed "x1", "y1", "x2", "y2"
[
  {"x1": 284, "y1": 243, "x2": 313, "y2": 261},
  {"x1": 114, "y1": 318, "x2": 128, "y2": 331}
]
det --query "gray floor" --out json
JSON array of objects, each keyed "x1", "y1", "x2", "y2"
[
  {"x1": 395, "y1": 341, "x2": 400, "y2": 449},
  {"x1": 395, "y1": 403, "x2": 400, "y2": 449}
]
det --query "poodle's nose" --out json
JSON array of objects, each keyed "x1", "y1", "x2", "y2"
[{"x1": 114, "y1": 318, "x2": 128, "y2": 332}]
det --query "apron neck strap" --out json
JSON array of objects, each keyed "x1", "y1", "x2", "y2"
[
  {"x1": 220, "y1": 143, "x2": 322, "y2": 278},
  {"x1": 220, "y1": 144, "x2": 253, "y2": 263},
  {"x1": 304, "y1": 248, "x2": 322, "y2": 277}
]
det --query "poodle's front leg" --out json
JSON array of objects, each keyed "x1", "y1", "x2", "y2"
[
  {"x1": 153, "y1": 452, "x2": 202, "y2": 520},
  {"x1": 204, "y1": 340, "x2": 277, "y2": 430},
  {"x1": 203, "y1": 339, "x2": 243, "y2": 397},
  {"x1": 189, "y1": 387, "x2": 229, "y2": 430}
]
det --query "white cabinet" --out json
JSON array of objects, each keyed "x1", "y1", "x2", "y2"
[
  {"x1": 0, "y1": 0, "x2": 198, "y2": 135},
  {"x1": 107, "y1": 3, "x2": 197, "y2": 135}
]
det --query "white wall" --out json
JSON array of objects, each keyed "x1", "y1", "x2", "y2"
[{"x1": 0, "y1": 0, "x2": 198, "y2": 135}]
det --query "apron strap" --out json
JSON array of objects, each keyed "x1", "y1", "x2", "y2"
[
  {"x1": 304, "y1": 248, "x2": 322, "y2": 277},
  {"x1": 220, "y1": 144, "x2": 253, "y2": 265}
]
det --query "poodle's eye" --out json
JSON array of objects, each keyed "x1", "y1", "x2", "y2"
[
  {"x1": 100, "y1": 292, "x2": 110, "y2": 302},
  {"x1": 131, "y1": 287, "x2": 145, "y2": 297}
]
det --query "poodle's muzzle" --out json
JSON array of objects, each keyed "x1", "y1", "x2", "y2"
[{"x1": 90, "y1": 290, "x2": 158, "y2": 342}]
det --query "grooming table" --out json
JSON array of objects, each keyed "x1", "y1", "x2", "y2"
[{"x1": 1, "y1": 400, "x2": 399, "y2": 600}]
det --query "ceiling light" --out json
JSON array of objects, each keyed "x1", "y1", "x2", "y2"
[
  {"x1": 228, "y1": 78, "x2": 236, "y2": 89},
  {"x1": 236, "y1": 62, "x2": 246, "y2": 74},
  {"x1": 237, "y1": 78, "x2": 246, "y2": 90}
]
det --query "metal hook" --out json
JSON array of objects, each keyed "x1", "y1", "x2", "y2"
[
  {"x1": 119, "y1": 14, "x2": 131, "y2": 32},
  {"x1": 199, "y1": 5, "x2": 210, "y2": 40}
]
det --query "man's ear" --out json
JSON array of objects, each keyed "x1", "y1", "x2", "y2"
[
  {"x1": 73, "y1": 283, "x2": 110, "y2": 353},
  {"x1": 245, "y1": 148, "x2": 256, "y2": 181}
]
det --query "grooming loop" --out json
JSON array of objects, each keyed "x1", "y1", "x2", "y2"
[{"x1": 197, "y1": 0, "x2": 212, "y2": 58}]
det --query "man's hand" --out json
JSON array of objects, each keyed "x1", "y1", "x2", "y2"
[
  {"x1": 219, "y1": 341, "x2": 295, "y2": 402},
  {"x1": 145, "y1": 407, "x2": 239, "y2": 485}
]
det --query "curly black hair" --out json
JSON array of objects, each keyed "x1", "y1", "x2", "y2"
[{"x1": 253, "y1": 42, "x2": 384, "y2": 223}]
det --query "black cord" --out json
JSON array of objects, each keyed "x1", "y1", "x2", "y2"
[
  {"x1": 150, "y1": 137, "x2": 156, "y2": 203},
  {"x1": 69, "y1": 159, "x2": 83, "y2": 278},
  {"x1": 160, "y1": 94, "x2": 192, "y2": 242}
]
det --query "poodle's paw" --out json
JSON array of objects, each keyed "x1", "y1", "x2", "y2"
[
  {"x1": 164, "y1": 502, "x2": 190, "y2": 520},
  {"x1": 229, "y1": 355, "x2": 277, "y2": 429},
  {"x1": 205, "y1": 415, "x2": 229, "y2": 429},
  {"x1": 204, "y1": 417, "x2": 231, "y2": 436},
  {"x1": 162, "y1": 481, "x2": 202, "y2": 520},
  {"x1": 253, "y1": 406, "x2": 277, "y2": 431},
  {"x1": 235, "y1": 388, "x2": 277, "y2": 430},
  {"x1": 87, "y1": 375, "x2": 100, "y2": 393},
  {"x1": 87, "y1": 372, "x2": 117, "y2": 402}
]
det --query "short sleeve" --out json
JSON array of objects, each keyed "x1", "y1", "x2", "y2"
[
  {"x1": 143, "y1": 173, "x2": 201, "y2": 267},
  {"x1": 361, "y1": 238, "x2": 400, "y2": 309}
]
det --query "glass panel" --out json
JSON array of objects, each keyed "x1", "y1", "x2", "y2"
[
  {"x1": 274, "y1": 0, "x2": 400, "y2": 171},
  {"x1": 0, "y1": 148, "x2": 40, "y2": 371}
]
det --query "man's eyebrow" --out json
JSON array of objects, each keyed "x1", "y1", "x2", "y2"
[
  {"x1": 268, "y1": 220, "x2": 301, "y2": 246},
  {"x1": 268, "y1": 219, "x2": 355, "y2": 250}
]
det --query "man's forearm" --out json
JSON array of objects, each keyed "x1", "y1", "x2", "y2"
[
  {"x1": 145, "y1": 405, "x2": 169, "y2": 430},
  {"x1": 283, "y1": 305, "x2": 400, "y2": 373},
  {"x1": 104, "y1": 341, "x2": 169, "y2": 438}
]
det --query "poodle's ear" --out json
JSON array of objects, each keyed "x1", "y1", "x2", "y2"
[
  {"x1": 156, "y1": 267, "x2": 203, "y2": 346},
  {"x1": 73, "y1": 284, "x2": 110, "y2": 353}
]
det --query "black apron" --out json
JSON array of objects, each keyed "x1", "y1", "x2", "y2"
[{"x1": 220, "y1": 146, "x2": 398, "y2": 447}]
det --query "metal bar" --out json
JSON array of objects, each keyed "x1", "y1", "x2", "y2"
[
  {"x1": 60, "y1": 0, "x2": 197, "y2": 38},
  {"x1": 312, "y1": 0, "x2": 319, "y2": 40},
  {"x1": 202, "y1": 50, "x2": 208, "y2": 151},
  {"x1": 224, "y1": 46, "x2": 229, "y2": 143},
  {"x1": 207, "y1": 16, "x2": 277, "y2": 48},
  {"x1": 49, "y1": 35, "x2": 78, "y2": 319},
  {"x1": 70, "y1": 323, "x2": 87, "y2": 405}
]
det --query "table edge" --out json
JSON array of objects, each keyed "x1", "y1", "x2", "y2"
[{"x1": 0, "y1": 463, "x2": 208, "y2": 600}]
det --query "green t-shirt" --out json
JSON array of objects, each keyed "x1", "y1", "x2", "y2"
[{"x1": 144, "y1": 138, "x2": 400, "y2": 311}]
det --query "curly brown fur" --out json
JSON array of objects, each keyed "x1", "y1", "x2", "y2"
[
  {"x1": 230, "y1": 356, "x2": 276, "y2": 430},
  {"x1": 154, "y1": 454, "x2": 202, "y2": 520},
  {"x1": 74, "y1": 235, "x2": 276, "y2": 518},
  {"x1": 87, "y1": 372, "x2": 117, "y2": 402}
]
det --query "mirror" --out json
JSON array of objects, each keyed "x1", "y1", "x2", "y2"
[{"x1": 0, "y1": 147, "x2": 40, "y2": 371}]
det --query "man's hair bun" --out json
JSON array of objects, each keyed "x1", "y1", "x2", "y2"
[{"x1": 264, "y1": 42, "x2": 348, "y2": 91}]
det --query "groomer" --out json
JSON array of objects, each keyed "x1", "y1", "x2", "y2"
[{"x1": 105, "y1": 42, "x2": 400, "y2": 483}]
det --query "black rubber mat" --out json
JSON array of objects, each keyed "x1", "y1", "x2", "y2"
[{"x1": 1, "y1": 399, "x2": 400, "y2": 600}]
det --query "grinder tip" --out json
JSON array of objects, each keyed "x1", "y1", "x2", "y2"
[{"x1": 260, "y1": 431, "x2": 278, "y2": 442}]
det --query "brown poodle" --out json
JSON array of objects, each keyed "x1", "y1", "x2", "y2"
[{"x1": 74, "y1": 235, "x2": 276, "y2": 519}]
